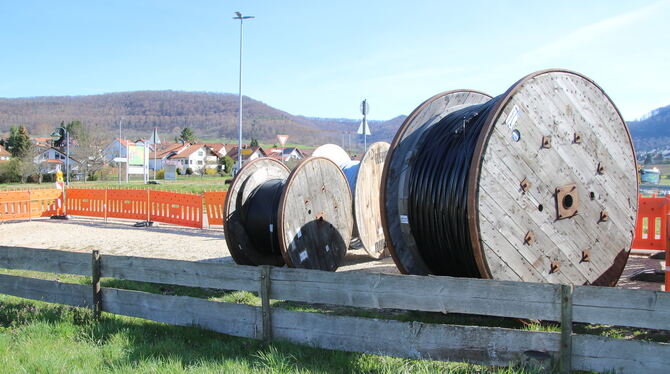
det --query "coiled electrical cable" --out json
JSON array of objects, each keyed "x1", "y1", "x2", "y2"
[
  {"x1": 241, "y1": 179, "x2": 285, "y2": 256},
  {"x1": 408, "y1": 97, "x2": 498, "y2": 277}
]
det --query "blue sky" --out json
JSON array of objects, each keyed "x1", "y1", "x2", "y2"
[{"x1": 1, "y1": 0, "x2": 668, "y2": 121}]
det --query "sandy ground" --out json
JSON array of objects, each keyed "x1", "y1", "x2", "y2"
[
  {"x1": 0, "y1": 218, "x2": 662, "y2": 290},
  {"x1": 0, "y1": 218, "x2": 397, "y2": 273}
]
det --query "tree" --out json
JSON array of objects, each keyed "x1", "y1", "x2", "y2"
[
  {"x1": 7, "y1": 125, "x2": 31, "y2": 158},
  {"x1": 219, "y1": 155, "x2": 234, "y2": 175},
  {"x1": 178, "y1": 127, "x2": 196, "y2": 143},
  {"x1": 67, "y1": 122, "x2": 108, "y2": 181},
  {"x1": 250, "y1": 138, "x2": 259, "y2": 147}
]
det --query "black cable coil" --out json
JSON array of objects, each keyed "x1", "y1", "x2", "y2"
[
  {"x1": 241, "y1": 179, "x2": 285, "y2": 255},
  {"x1": 408, "y1": 96, "x2": 499, "y2": 277}
]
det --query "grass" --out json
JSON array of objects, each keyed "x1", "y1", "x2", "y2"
[
  {"x1": 0, "y1": 294, "x2": 556, "y2": 374},
  {"x1": 0, "y1": 176, "x2": 232, "y2": 194}
]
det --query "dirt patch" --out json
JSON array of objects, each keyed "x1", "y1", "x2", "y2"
[{"x1": 0, "y1": 218, "x2": 662, "y2": 289}]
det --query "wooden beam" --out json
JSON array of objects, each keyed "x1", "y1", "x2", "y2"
[
  {"x1": 0, "y1": 274, "x2": 91, "y2": 307},
  {"x1": 0, "y1": 246, "x2": 90, "y2": 275},
  {"x1": 91, "y1": 250, "x2": 102, "y2": 318},
  {"x1": 560, "y1": 284, "x2": 573, "y2": 374}
]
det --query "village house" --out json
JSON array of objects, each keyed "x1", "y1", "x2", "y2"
[
  {"x1": 227, "y1": 146, "x2": 267, "y2": 171},
  {"x1": 266, "y1": 147, "x2": 305, "y2": 161},
  {"x1": 0, "y1": 145, "x2": 11, "y2": 162},
  {"x1": 168, "y1": 144, "x2": 220, "y2": 173},
  {"x1": 33, "y1": 147, "x2": 80, "y2": 175}
]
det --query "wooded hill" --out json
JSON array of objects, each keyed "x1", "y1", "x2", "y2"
[
  {"x1": 0, "y1": 91, "x2": 404, "y2": 146},
  {"x1": 628, "y1": 104, "x2": 670, "y2": 151}
]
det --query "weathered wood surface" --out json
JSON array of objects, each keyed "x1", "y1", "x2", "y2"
[
  {"x1": 382, "y1": 90, "x2": 493, "y2": 275},
  {"x1": 101, "y1": 255, "x2": 260, "y2": 292},
  {"x1": 101, "y1": 287, "x2": 259, "y2": 339},
  {"x1": 355, "y1": 142, "x2": 390, "y2": 259},
  {"x1": 573, "y1": 334, "x2": 670, "y2": 374},
  {"x1": 279, "y1": 157, "x2": 353, "y2": 271},
  {"x1": 271, "y1": 307, "x2": 559, "y2": 366},
  {"x1": 0, "y1": 246, "x2": 91, "y2": 275},
  {"x1": 0, "y1": 274, "x2": 92, "y2": 307},
  {"x1": 475, "y1": 70, "x2": 637, "y2": 285}
]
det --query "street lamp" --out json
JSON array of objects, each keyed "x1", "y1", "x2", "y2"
[
  {"x1": 50, "y1": 126, "x2": 70, "y2": 186},
  {"x1": 233, "y1": 11, "x2": 254, "y2": 174}
]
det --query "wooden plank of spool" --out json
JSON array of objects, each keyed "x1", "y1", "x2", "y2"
[
  {"x1": 469, "y1": 70, "x2": 638, "y2": 286},
  {"x1": 355, "y1": 142, "x2": 391, "y2": 259},
  {"x1": 278, "y1": 157, "x2": 353, "y2": 271},
  {"x1": 224, "y1": 158, "x2": 290, "y2": 266},
  {"x1": 381, "y1": 90, "x2": 493, "y2": 275}
]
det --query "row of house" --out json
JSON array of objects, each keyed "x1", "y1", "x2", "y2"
[{"x1": 2, "y1": 136, "x2": 312, "y2": 177}]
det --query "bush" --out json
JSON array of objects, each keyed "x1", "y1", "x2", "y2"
[
  {"x1": 205, "y1": 168, "x2": 217, "y2": 176},
  {"x1": 220, "y1": 155, "x2": 234, "y2": 175},
  {"x1": 176, "y1": 168, "x2": 182, "y2": 175},
  {"x1": 185, "y1": 167, "x2": 193, "y2": 175},
  {"x1": 41, "y1": 173, "x2": 55, "y2": 183},
  {"x1": 156, "y1": 169, "x2": 165, "y2": 179},
  {"x1": 0, "y1": 158, "x2": 22, "y2": 183}
]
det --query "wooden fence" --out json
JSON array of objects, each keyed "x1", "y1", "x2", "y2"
[{"x1": 0, "y1": 245, "x2": 668, "y2": 373}]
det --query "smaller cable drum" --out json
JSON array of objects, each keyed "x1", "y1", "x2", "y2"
[
  {"x1": 381, "y1": 70, "x2": 638, "y2": 286},
  {"x1": 313, "y1": 142, "x2": 391, "y2": 259},
  {"x1": 224, "y1": 157, "x2": 353, "y2": 271}
]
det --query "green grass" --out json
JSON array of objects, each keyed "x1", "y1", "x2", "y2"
[
  {"x1": 0, "y1": 176, "x2": 231, "y2": 194},
  {"x1": 0, "y1": 295, "x2": 552, "y2": 374}
]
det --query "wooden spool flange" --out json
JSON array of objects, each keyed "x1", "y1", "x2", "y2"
[
  {"x1": 278, "y1": 157, "x2": 353, "y2": 270},
  {"x1": 382, "y1": 71, "x2": 639, "y2": 286},
  {"x1": 381, "y1": 90, "x2": 493, "y2": 275},
  {"x1": 313, "y1": 142, "x2": 391, "y2": 259},
  {"x1": 224, "y1": 158, "x2": 290, "y2": 266}
]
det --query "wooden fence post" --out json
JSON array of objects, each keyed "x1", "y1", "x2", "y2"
[
  {"x1": 92, "y1": 250, "x2": 102, "y2": 318},
  {"x1": 260, "y1": 265, "x2": 272, "y2": 344},
  {"x1": 559, "y1": 284, "x2": 573, "y2": 373}
]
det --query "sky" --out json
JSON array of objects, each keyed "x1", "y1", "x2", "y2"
[{"x1": 0, "y1": 0, "x2": 669, "y2": 121}]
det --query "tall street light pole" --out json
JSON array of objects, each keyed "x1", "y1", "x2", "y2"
[{"x1": 233, "y1": 11, "x2": 254, "y2": 174}]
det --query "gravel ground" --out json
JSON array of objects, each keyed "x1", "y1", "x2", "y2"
[{"x1": 0, "y1": 217, "x2": 663, "y2": 290}]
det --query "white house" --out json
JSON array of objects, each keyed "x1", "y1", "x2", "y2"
[
  {"x1": 148, "y1": 142, "x2": 189, "y2": 171},
  {"x1": 103, "y1": 138, "x2": 132, "y2": 161},
  {"x1": 228, "y1": 146, "x2": 267, "y2": 171},
  {"x1": 0, "y1": 145, "x2": 10, "y2": 162},
  {"x1": 168, "y1": 144, "x2": 220, "y2": 172},
  {"x1": 34, "y1": 147, "x2": 80, "y2": 174}
]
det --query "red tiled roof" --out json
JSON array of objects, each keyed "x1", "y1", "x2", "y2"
[
  {"x1": 0, "y1": 145, "x2": 10, "y2": 157},
  {"x1": 169, "y1": 144, "x2": 217, "y2": 159}
]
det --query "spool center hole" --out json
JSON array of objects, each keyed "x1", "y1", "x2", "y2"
[{"x1": 562, "y1": 194, "x2": 574, "y2": 209}]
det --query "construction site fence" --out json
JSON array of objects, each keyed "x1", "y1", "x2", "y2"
[
  {"x1": 1, "y1": 188, "x2": 227, "y2": 229},
  {"x1": 631, "y1": 194, "x2": 669, "y2": 291}
]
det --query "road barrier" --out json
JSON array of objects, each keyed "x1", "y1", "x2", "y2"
[
  {"x1": 66, "y1": 188, "x2": 106, "y2": 218},
  {"x1": 203, "y1": 191, "x2": 227, "y2": 226},
  {"x1": 149, "y1": 190, "x2": 203, "y2": 228},
  {"x1": 0, "y1": 189, "x2": 63, "y2": 221}
]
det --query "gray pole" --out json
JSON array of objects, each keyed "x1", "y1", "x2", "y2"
[
  {"x1": 66, "y1": 129, "x2": 70, "y2": 186},
  {"x1": 118, "y1": 119, "x2": 122, "y2": 184},
  {"x1": 233, "y1": 12, "x2": 254, "y2": 174}
]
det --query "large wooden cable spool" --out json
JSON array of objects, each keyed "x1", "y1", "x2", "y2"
[
  {"x1": 224, "y1": 157, "x2": 353, "y2": 271},
  {"x1": 381, "y1": 71, "x2": 638, "y2": 286},
  {"x1": 313, "y1": 142, "x2": 390, "y2": 259}
]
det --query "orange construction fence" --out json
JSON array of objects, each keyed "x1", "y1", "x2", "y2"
[
  {"x1": 149, "y1": 190, "x2": 203, "y2": 228},
  {"x1": 67, "y1": 189, "x2": 107, "y2": 218},
  {"x1": 203, "y1": 191, "x2": 227, "y2": 226},
  {"x1": 0, "y1": 189, "x2": 63, "y2": 221},
  {"x1": 631, "y1": 194, "x2": 670, "y2": 291}
]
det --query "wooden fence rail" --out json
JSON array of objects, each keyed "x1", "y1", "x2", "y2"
[{"x1": 0, "y1": 245, "x2": 668, "y2": 373}]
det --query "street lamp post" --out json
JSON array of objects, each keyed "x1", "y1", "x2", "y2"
[{"x1": 233, "y1": 11, "x2": 254, "y2": 174}]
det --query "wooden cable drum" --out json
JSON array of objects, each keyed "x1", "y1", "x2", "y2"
[
  {"x1": 224, "y1": 157, "x2": 353, "y2": 271},
  {"x1": 381, "y1": 70, "x2": 638, "y2": 286},
  {"x1": 313, "y1": 142, "x2": 391, "y2": 259}
]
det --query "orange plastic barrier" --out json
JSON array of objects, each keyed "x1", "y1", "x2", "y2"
[
  {"x1": 106, "y1": 189, "x2": 149, "y2": 221},
  {"x1": 632, "y1": 194, "x2": 669, "y2": 250},
  {"x1": 149, "y1": 190, "x2": 203, "y2": 228},
  {"x1": 66, "y1": 189, "x2": 107, "y2": 218},
  {"x1": 203, "y1": 191, "x2": 227, "y2": 226},
  {"x1": 29, "y1": 189, "x2": 63, "y2": 217},
  {"x1": 0, "y1": 189, "x2": 63, "y2": 221},
  {"x1": 0, "y1": 191, "x2": 31, "y2": 221}
]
